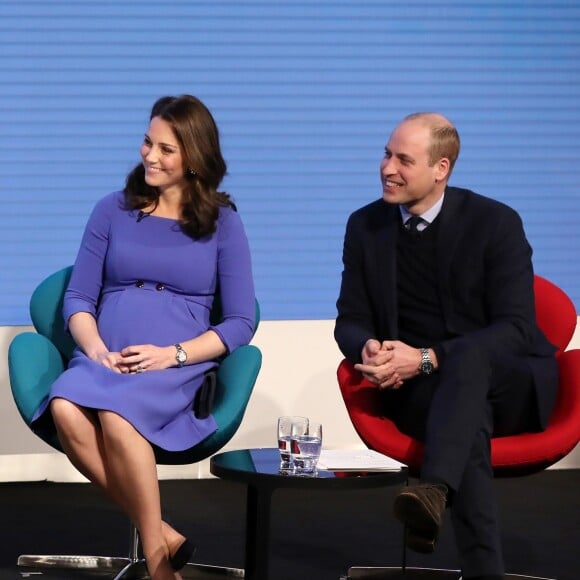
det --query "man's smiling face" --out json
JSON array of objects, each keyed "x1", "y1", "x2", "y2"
[{"x1": 380, "y1": 118, "x2": 448, "y2": 214}]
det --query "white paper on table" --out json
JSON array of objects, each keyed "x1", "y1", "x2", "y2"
[{"x1": 317, "y1": 449, "x2": 405, "y2": 471}]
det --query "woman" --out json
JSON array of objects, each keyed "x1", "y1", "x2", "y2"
[{"x1": 32, "y1": 95, "x2": 256, "y2": 580}]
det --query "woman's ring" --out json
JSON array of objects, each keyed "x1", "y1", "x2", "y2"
[{"x1": 136, "y1": 364, "x2": 144, "y2": 373}]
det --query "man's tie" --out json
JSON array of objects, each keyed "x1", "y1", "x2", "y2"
[{"x1": 406, "y1": 216, "x2": 424, "y2": 234}]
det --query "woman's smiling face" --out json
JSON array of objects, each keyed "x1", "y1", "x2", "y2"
[{"x1": 140, "y1": 116, "x2": 187, "y2": 196}]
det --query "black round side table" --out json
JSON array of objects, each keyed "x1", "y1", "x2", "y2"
[{"x1": 210, "y1": 447, "x2": 408, "y2": 580}]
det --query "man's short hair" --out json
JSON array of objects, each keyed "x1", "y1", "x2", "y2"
[{"x1": 405, "y1": 112, "x2": 461, "y2": 176}]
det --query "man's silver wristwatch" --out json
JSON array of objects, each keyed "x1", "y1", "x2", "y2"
[
  {"x1": 419, "y1": 347, "x2": 434, "y2": 375},
  {"x1": 174, "y1": 343, "x2": 187, "y2": 367}
]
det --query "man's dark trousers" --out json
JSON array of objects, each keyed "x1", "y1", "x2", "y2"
[{"x1": 383, "y1": 336, "x2": 555, "y2": 577}]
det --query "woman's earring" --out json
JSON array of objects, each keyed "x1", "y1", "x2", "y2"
[{"x1": 187, "y1": 168, "x2": 197, "y2": 176}]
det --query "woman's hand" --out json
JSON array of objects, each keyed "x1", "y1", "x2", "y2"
[
  {"x1": 68, "y1": 312, "x2": 128, "y2": 371},
  {"x1": 117, "y1": 330, "x2": 228, "y2": 373},
  {"x1": 89, "y1": 350, "x2": 125, "y2": 373},
  {"x1": 119, "y1": 344, "x2": 175, "y2": 374}
]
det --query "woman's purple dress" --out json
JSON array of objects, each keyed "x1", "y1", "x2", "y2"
[{"x1": 32, "y1": 191, "x2": 256, "y2": 451}]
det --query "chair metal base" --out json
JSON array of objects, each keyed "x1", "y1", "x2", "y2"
[
  {"x1": 341, "y1": 567, "x2": 555, "y2": 580},
  {"x1": 18, "y1": 522, "x2": 244, "y2": 579},
  {"x1": 18, "y1": 555, "x2": 131, "y2": 576},
  {"x1": 18, "y1": 555, "x2": 244, "y2": 579}
]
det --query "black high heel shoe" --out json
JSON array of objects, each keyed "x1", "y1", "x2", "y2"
[{"x1": 169, "y1": 537, "x2": 196, "y2": 571}]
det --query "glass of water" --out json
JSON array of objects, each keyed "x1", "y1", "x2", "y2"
[
  {"x1": 291, "y1": 420, "x2": 322, "y2": 475},
  {"x1": 277, "y1": 416, "x2": 308, "y2": 471}
]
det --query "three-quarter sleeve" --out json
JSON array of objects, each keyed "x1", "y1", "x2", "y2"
[
  {"x1": 209, "y1": 207, "x2": 256, "y2": 352},
  {"x1": 62, "y1": 193, "x2": 115, "y2": 330}
]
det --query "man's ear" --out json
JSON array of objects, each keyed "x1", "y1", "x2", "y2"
[{"x1": 435, "y1": 157, "x2": 450, "y2": 182}]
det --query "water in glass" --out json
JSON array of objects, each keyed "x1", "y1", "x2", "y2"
[
  {"x1": 277, "y1": 416, "x2": 308, "y2": 470},
  {"x1": 291, "y1": 421, "x2": 322, "y2": 474}
]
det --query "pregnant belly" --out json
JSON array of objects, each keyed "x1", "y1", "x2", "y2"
[{"x1": 97, "y1": 287, "x2": 208, "y2": 350}]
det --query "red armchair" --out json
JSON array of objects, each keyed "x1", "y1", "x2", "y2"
[{"x1": 338, "y1": 275, "x2": 580, "y2": 477}]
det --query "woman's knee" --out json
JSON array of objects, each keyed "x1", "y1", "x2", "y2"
[
  {"x1": 49, "y1": 398, "x2": 97, "y2": 444},
  {"x1": 50, "y1": 397, "x2": 80, "y2": 427}
]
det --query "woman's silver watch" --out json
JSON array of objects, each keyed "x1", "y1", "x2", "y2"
[{"x1": 174, "y1": 343, "x2": 187, "y2": 367}]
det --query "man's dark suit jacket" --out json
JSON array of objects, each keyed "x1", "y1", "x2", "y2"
[{"x1": 334, "y1": 186, "x2": 558, "y2": 428}]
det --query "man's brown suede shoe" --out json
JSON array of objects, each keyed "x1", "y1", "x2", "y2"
[{"x1": 393, "y1": 483, "x2": 447, "y2": 553}]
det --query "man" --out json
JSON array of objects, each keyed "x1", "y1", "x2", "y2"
[{"x1": 334, "y1": 112, "x2": 558, "y2": 580}]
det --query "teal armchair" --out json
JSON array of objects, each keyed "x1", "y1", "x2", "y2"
[{"x1": 8, "y1": 265, "x2": 262, "y2": 578}]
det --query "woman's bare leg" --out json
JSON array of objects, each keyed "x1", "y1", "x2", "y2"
[
  {"x1": 50, "y1": 398, "x2": 118, "y2": 497},
  {"x1": 97, "y1": 409, "x2": 179, "y2": 579},
  {"x1": 50, "y1": 399, "x2": 186, "y2": 577}
]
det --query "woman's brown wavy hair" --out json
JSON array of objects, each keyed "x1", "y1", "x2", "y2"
[{"x1": 124, "y1": 95, "x2": 234, "y2": 239}]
